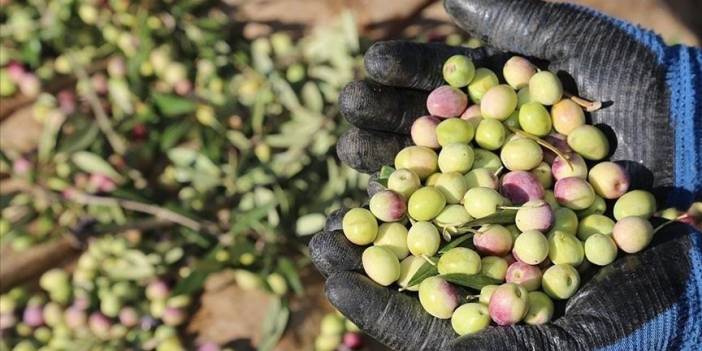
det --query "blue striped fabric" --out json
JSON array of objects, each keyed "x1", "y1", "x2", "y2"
[{"x1": 566, "y1": 5, "x2": 702, "y2": 349}]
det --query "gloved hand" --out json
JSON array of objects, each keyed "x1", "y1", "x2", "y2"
[{"x1": 310, "y1": 0, "x2": 702, "y2": 350}]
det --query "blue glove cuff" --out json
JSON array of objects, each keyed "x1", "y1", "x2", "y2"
[
  {"x1": 663, "y1": 46, "x2": 702, "y2": 206},
  {"x1": 570, "y1": 3, "x2": 702, "y2": 207},
  {"x1": 610, "y1": 18, "x2": 702, "y2": 207},
  {"x1": 566, "y1": 6, "x2": 702, "y2": 350},
  {"x1": 599, "y1": 230, "x2": 702, "y2": 351}
]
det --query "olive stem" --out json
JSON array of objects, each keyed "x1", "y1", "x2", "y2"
[
  {"x1": 465, "y1": 294, "x2": 480, "y2": 301},
  {"x1": 421, "y1": 255, "x2": 437, "y2": 266},
  {"x1": 565, "y1": 92, "x2": 602, "y2": 112},
  {"x1": 507, "y1": 127, "x2": 574, "y2": 170},
  {"x1": 493, "y1": 166, "x2": 505, "y2": 178},
  {"x1": 452, "y1": 227, "x2": 480, "y2": 235},
  {"x1": 441, "y1": 227, "x2": 453, "y2": 242},
  {"x1": 653, "y1": 216, "x2": 683, "y2": 235},
  {"x1": 652, "y1": 209, "x2": 699, "y2": 234}
]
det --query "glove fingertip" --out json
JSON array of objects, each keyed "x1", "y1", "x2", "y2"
[
  {"x1": 367, "y1": 172, "x2": 386, "y2": 197},
  {"x1": 324, "y1": 208, "x2": 349, "y2": 232},
  {"x1": 364, "y1": 41, "x2": 411, "y2": 87},
  {"x1": 336, "y1": 128, "x2": 410, "y2": 174},
  {"x1": 326, "y1": 272, "x2": 456, "y2": 351},
  {"x1": 309, "y1": 231, "x2": 363, "y2": 277}
]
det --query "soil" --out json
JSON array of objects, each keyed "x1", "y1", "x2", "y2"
[{"x1": 231, "y1": 0, "x2": 699, "y2": 46}]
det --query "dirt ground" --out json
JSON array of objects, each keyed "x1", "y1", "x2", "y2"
[
  {"x1": 1, "y1": 1, "x2": 699, "y2": 350},
  {"x1": 230, "y1": 0, "x2": 699, "y2": 46}
]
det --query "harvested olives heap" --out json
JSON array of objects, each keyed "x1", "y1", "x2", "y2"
[{"x1": 342, "y1": 55, "x2": 661, "y2": 336}]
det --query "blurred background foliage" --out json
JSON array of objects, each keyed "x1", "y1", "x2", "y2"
[{"x1": 0, "y1": 1, "x2": 369, "y2": 349}]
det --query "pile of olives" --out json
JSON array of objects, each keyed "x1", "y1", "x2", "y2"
[{"x1": 342, "y1": 55, "x2": 666, "y2": 335}]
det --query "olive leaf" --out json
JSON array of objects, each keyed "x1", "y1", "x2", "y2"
[
  {"x1": 440, "y1": 273, "x2": 502, "y2": 290},
  {"x1": 38, "y1": 112, "x2": 67, "y2": 163},
  {"x1": 302, "y1": 82, "x2": 324, "y2": 113},
  {"x1": 406, "y1": 257, "x2": 439, "y2": 288},
  {"x1": 258, "y1": 298, "x2": 290, "y2": 351},
  {"x1": 452, "y1": 210, "x2": 517, "y2": 234},
  {"x1": 376, "y1": 165, "x2": 396, "y2": 187},
  {"x1": 71, "y1": 151, "x2": 124, "y2": 183},
  {"x1": 172, "y1": 247, "x2": 223, "y2": 296},
  {"x1": 152, "y1": 93, "x2": 196, "y2": 117},
  {"x1": 103, "y1": 249, "x2": 155, "y2": 280},
  {"x1": 277, "y1": 258, "x2": 304, "y2": 296},
  {"x1": 438, "y1": 233, "x2": 474, "y2": 254}
]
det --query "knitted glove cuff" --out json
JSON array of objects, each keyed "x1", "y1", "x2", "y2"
[{"x1": 573, "y1": 3, "x2": 702, "y2": 205}]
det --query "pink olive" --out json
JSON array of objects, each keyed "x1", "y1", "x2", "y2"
[
  {"x1": 473, "y1": 225, "x2": 514, "y2": 256},
  {"x1": 411, "y1": 116, "x2": 441, "y2": 149},
  {"x1": 516, "y1": 200, "x2": 553, "y2": 232},
  {"x1": 343, "y1": 332, "x2": 364, "y2": 349},
  {"x1": 551, "y1": 153, "x2": 588, "y2": 180},
  {"x1": 501, "y1": 171, "x2": 545, "y2": 205},
  {"x1": 542, "y1": 133, "x2": 573, "y2": 164},
  {"x1": 460, "y1": 104, "x2": 482, "y2": 121},
  {"x1": 554, "y1": 177, "x2": 596, "y2": 210},
  {"x1": 23, "y1": 306, "x2": 44, "y2": 327},
  {"x1": 118, "y1": 307, "x2": 139, "y2": 328},
  {"x1": 427, "y1": 85, "x2": 468, "y2": 118},
  {"x1": 588, "y1": 162, "x2": 630, "y2": 199},
  {"x1": 488, "y1": 283, "x2": 529, "y2": 325},
  {"x1": 505, "y1": 261, "x2": 543, "y2": 291}
]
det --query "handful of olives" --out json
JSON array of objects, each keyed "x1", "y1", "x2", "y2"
[{"x1": 342, "y1": 55, "x2": 664, "y2": 335}]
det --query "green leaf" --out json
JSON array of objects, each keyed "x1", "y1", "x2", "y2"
[
  {"x1": 58, "y1": 123, "x2": 99, "y2": 154},
  {"x1": 406, "y1": 258, "x2": 438, "y2": 288},
  {"x1": 459, "y1": 210, "x2": 517, "y2": 230},
  {"x1": 71, "y1": 151, "x2": 124, "y2": 183},
  {"x1": 109, "y1": 78, "x2": 134, "y2": 114},
  {"x1": 152, "y1": 93, "x2": 196, "y2": 117},
  {"x1": 160, "y1": 123, "x2": 191, "y2": 150},
  {"x1": 164, "y1": 247, "x2": 184, "y2": 264},
  {"x1": 226, "y1": 130, "x2": 252, "y2": 150},
  {"x1": 171, "y1": 269, "x2": 209, "y2": 296},
  {"x1": 191, "y1": 172, "x2": 221, "y2": 192},
  {"x1": 277, "y1": 258, "x2": 304, "y2": 296},
  {"x1": 230, "y1": 204, "x2": 275, "y2": 236},
  {"x1": 21, "y1": 39, "x2": 41, "y2": 67},
  {"x1": 103, "y1": 250, "x2": 155, "y2": 280},
  {"x1": 301, "y1": 82, "x2": 323, "y2": 113},
  {"x1": 376, "y1": 165, "x2": 395, "y2": 187},
  {"x1": 270, "y1": 75, "x2": 300, "y2": 111},
  {"x1": 440, "y1": 273, "x2": 502, "y2": 290},
  {"x1": 167, "y1": 147, "x2": 198, "y2": 167},
  {"x1": 257, "y1": 298, "x2": 289, "y2": 351},
  {"x1": 171, "y1": 248, "x2": 222, "y2": 296},
  {"x1": 340, "y1": 11, "x2": 359, "y2": 52},
  {"x1": 378, "y1": 165, "x2": 395, "y2": 179},
  {"x1": 251, "y1": 38, "x2": 273, "y2": 74},
  {"x1": 179, "y1": 227, "x2": 214, "y2": 248},
  {"x1": 295, "y1": 213, "x2": 326, "y2": 236},
  {"x1": 38, "y1": 112, "x2": 67, "y2": 163},
  {"x1": 439, "y1": 234, "x2": 474, "y2": 254}
]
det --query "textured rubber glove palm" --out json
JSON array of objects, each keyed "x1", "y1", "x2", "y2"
[{"x1": 311, "y1": 0, "x2": 702, "y2": 350}]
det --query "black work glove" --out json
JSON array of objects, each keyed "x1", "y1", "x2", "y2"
[{"x1": 311, "y1": 0, "x2": 702, "y2": 350}]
